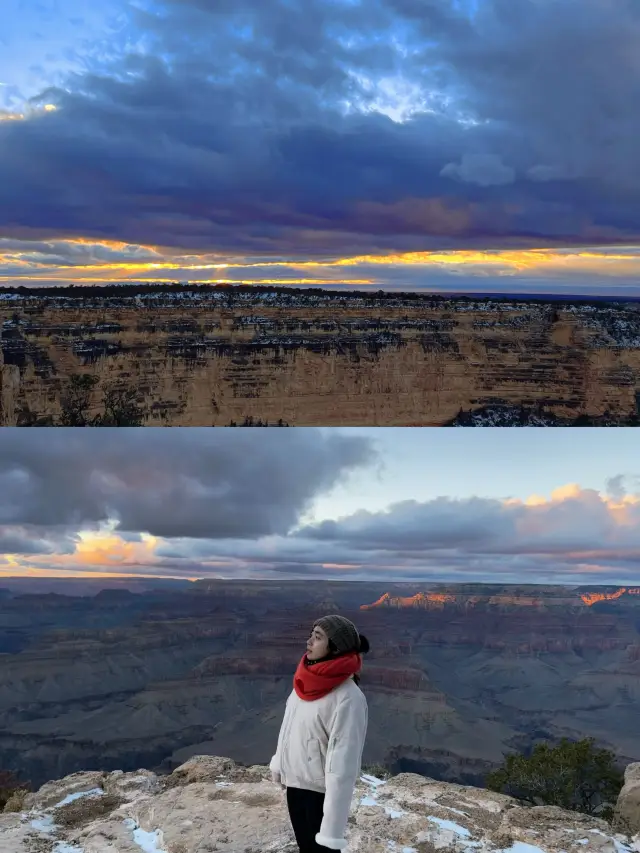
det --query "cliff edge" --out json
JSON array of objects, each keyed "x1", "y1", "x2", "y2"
[{"x1": 2, "y1": 755, "x2": 639, "y2": 853}]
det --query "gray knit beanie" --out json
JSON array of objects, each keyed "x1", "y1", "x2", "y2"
[{"x1": 314, "y1": 614, "x2": 361, "y2": 655}]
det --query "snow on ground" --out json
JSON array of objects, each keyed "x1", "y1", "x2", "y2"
[
  {"x1": 29, "y1": 813, "x2": 56, "y2": 834},
  {"x1": 20, "y1": 786, "x2": 107, "y2": 853},
  {"x1": 499, "y1": 843, "x2": 547, "y2": 853},
  {"x1": 54, "y1": 788, "x2": 104, "y2": 809},
  {"x1": 123, "y1": 818, "x2": 168, "y2": 853},
  {"x1": 386, "y1": 843, "x2": 418, "y2": 853},
  {"x1": 427, "y1": 816, "x2": 471, "y2": 836}
]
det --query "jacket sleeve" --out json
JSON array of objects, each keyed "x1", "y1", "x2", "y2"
[
  {"x1": 269, "y1": 692, "x2": 292, "y2": 774},
  {"x1": 316, "y1": 692, "x2": 368, "y2": 851}
]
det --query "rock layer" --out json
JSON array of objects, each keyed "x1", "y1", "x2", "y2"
[{"x1": 3, "y1": 288, "x2": 640, "y2": 425}]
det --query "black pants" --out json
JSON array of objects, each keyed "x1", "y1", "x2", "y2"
[{"x1": 286, "y1": 787, "x2": 333, "y2": 853}]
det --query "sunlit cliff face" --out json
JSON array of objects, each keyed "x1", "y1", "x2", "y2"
[
  {"x1": 361, "y1": 588, "x2": 640, "y2": 610},
  {"x1": 580, "y1": 587, "x2": 640, "y2": 606},
  {"x1": 361, "y1": 592, "x2": 457, "y2": 610}
]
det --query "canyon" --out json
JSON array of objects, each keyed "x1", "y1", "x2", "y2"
[
  {"x1": 2, "y1": 285, "x2": 640, "y2": 426},
  {"x1": 0, "y1": 580, "x2": 639, "y2": 792}
]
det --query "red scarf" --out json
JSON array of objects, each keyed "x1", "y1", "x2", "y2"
[{"x1": 293, "y1": 652, "x2": 362, "y2": 701}]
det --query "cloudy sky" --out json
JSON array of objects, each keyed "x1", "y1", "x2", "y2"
[
  {"x1": 1, "y1": 0, "x2": 640, "y2": 295},
  {"x1": 1, "y1": 427, "x2": 639, "y2": 585}
]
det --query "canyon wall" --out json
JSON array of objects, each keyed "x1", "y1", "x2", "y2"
[{"x1": 2, "y1": 288, "x2": 640, "y2": 425}]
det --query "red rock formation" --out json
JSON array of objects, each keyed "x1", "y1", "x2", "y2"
[
  {"x1": 363, "y1": 587, "x2": 640, "y2": 612},
  {"x1": 361, "y1": 592, "x2": 457, "y2": 610},
  {"x1": 580, "y1": 588, "x2": 640, "y2": 606}
]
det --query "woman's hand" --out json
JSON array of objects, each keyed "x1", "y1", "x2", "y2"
[{"x1": 271, "y1": 770, "x2": 285, "y2": 788}]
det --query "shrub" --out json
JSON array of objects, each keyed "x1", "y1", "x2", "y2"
[
  {"x1": 0, "y1": 770, "x2": 30, "y2": 811},
  {"x1": 485, "y1": 738, "x2": 624, "y2": 820},
  {"x1": 3, "y1": 788, "x2": 29, "y2": 813}
]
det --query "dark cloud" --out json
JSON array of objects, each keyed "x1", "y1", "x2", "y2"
[
  {"x1": 0, "y1": 527, "x2": 75, "y2": 556},
  {"x1": 1, "y1": 0, "x2": 639, "y2": 258},
  {"x1": 0, "y1": 428, "x2": 375, "y2": 539}
]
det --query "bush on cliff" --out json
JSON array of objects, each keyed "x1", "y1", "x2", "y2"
[
  {"x1": 485, "y1": 737, "x2": 624, "y2": 820},
  {"x1": 18, "y1": 374, "x2": 147, "y2": 426},
  {"x1": 59, "y1": 374, "x2": 147, "y2": 427},
  {"x1": 0, "y1": 770, "x2": 30, "y2": 812}
]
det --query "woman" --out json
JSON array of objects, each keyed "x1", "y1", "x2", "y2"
[{"x1": 270, "y1": 614, "x2": 370, "y2": 852}]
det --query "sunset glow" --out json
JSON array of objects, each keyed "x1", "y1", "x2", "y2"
[{"x1": 3, "y1": 241, "x2": 640, "y2": 291}]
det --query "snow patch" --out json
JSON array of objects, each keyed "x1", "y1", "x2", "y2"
[
  {"x1": 30, "y1": 814, "x2": 56, "y2": 834},
  {"x1": 54, "y1": 787, "x2": 104, "y2": 808},
  {"x1": 384, "y1": 806, "x2": 407, "y2": 819},
  {"x1": 499, "y1": 843, "x2": 548, "y2": 853},
  {"x1": 361, "y1": 773, "x2": 388, "y2": 787},
  {"x1": 124, "y1": 817, "x2": 168, "y2": 853},
  {"x1": 612, "y1": 839, "x2": 634, "y2": 853},
  {"x1": 427, "y1": 816, "x2": 471, "y2": 837}
]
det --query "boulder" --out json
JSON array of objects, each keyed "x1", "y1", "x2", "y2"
[{"x1": 614, "y1": 762, "x2": 640, "y2": 835}]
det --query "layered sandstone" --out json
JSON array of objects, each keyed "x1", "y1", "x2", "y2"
[
  {"x1": 2, "y1": 755, "x2": 639, "y2": 853},
  {"x1": 2, "y1": 287, "x2": 640, "y2": 425}
]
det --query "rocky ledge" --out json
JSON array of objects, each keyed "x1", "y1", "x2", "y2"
[{"x1": 2, "y1": 756, "x2": 640, "y2": 853}]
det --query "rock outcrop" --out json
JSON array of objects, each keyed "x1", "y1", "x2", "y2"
[
  {"x1": 3, "y1": 287, "x2": 640, "y2": 426},
  {"x1": 2, "y1": 755, "x2": 639, "y2": 853},
  {"x1": 615, "y1": 763, "x2": 640, "y2": 835}
]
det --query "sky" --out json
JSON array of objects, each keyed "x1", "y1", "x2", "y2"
[
  {"x1": 1, "y1": 0, "x2": 640, "y2": 296},
  {"x1": 1, "y1": 427, "x2": 639, "y2": 586}
]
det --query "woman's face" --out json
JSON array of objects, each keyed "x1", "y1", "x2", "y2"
[{"x1": 306, "y1": 625, "x2": 330, "y2": 661}]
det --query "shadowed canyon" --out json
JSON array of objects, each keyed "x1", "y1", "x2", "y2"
[
  {"x1": 2, "y1": 286, "x2": 640, "y2": 426},
  {"x1": 1, "y1": 580, "x2": 639, "y2": 790}
]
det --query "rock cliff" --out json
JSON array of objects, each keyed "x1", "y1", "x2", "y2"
[
  {"x1": 2, "y1": 755, "x2": 640, "y2": 853},
  {"x1": 616, "y1": 764, "x2": 640, "y2": 837},
  {"x1": 3, "y1": 286, "x2": 640, "y2": 425}
]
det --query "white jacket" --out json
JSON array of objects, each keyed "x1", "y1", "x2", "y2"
[{"x1": 270, "y1": 676, "x2": 368, "y2": 851}]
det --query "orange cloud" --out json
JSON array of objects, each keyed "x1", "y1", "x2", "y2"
[{"x1": 3, "y1": 238, "x2": 640, "y2": 287}]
